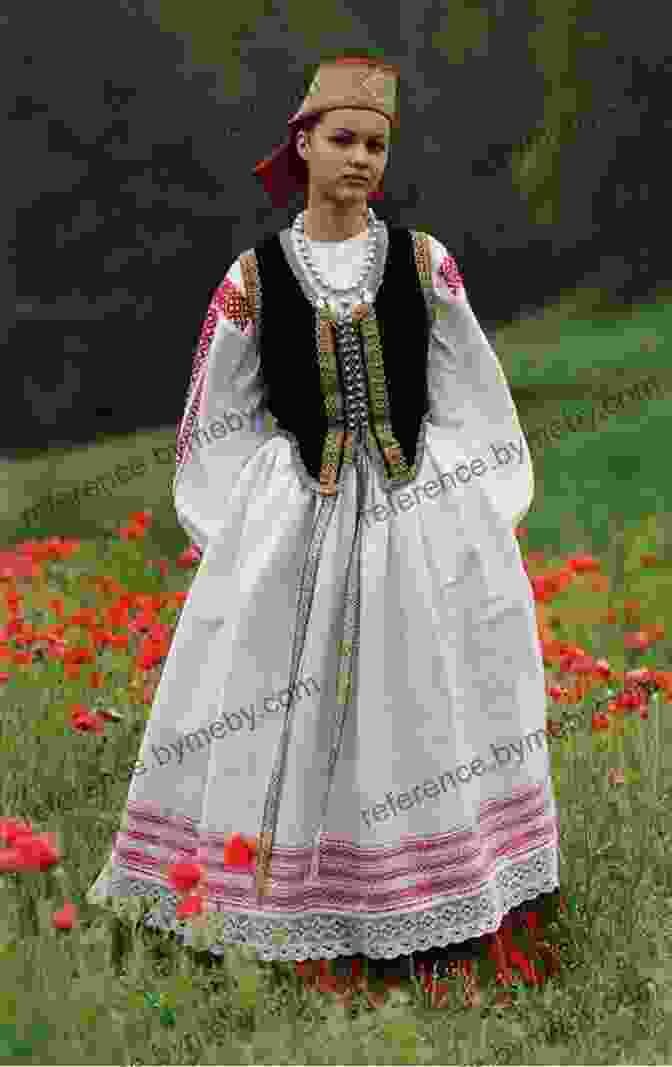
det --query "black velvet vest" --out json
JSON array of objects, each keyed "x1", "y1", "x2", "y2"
[{"x1": 253, "y1": 225, "x2": 431, "y2": 483}]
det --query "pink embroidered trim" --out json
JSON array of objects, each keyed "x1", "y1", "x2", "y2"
[
  {"x1": 175, "y1": 376, "x2": 205, "y2": 474},
  {"x1": 102, "y1": 783, "x2": 558, "y2": 911},
  {"x1": 437, "y1": 254, "x2": 464, "y2": 297}
]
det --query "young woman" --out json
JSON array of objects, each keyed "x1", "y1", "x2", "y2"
[{"x1": 88, "y1": 55, "x2": 563, "y2": 1009}]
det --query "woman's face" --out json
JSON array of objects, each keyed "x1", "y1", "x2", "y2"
[{"x1": 296, "y1": 108, "x2": 391, "y2": 205}]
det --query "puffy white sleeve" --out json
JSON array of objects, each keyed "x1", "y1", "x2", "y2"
[
  {"x1": 424, "y1": 233, "x2": 534, "y2": 531},
  {"x1": 172, "y1": 255, "x2": 274, "y2": 554}
]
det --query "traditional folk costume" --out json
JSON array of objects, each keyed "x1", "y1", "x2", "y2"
[{"x1": 87, "y1": 57, "x2": 562, "y2": 1005}]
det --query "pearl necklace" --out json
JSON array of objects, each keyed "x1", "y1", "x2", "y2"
[{"x1": 293, "y1": 206, "x2": 382, "y2": 321}]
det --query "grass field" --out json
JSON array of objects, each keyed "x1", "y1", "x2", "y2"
[{"x1": 0, "y1": 284, "x2": 671, "y2": 1064}]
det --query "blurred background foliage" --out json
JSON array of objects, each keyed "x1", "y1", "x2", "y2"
[{"x1": 8, "y1": 0, "x2": 671, "y2": 557}]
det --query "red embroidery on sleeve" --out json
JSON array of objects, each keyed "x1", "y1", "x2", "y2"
[
  {"x1": 175, "y1": 276, "x2": 252, "y2": 470},
  {"x1": 437, "y1": 254, "x2": 464, "y2": 297},
  {"x1": 190, "y1": 278, "x2": 251, "y2": 395},
  {"x1": 213, "y1": 277, "x2": 253, "y2": 334},
  {"x1": 176, "y1": 378, "x2": 205, "y2": 473}
]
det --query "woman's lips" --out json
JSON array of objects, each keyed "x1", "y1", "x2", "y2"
[{"x1": 344, "y1": 175, "x2": 368, "y2": 182}]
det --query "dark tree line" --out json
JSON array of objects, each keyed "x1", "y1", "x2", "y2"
[{"x1": 8, "y1": 0, "x2": 668, "y2": 455}]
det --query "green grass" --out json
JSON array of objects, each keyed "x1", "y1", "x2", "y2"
[{"x1": 1, "y1": 285, "x2": 671, "y2": 1064}]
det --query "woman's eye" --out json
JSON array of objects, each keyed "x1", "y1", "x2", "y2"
[{"x1": 331, "y1": 137, "x2": 385, "y2": 150}]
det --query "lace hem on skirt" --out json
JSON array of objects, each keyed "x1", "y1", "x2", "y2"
[{"x1": 87, "y1": 845, "x2": 559, "y2": 962}]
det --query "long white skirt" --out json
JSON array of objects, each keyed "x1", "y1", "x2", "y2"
[{"x1": 87, "y1": 412, "x2": 560, "y2": 962}]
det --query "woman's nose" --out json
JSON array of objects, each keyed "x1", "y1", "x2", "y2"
[{"x1": 349, "y1": 145, "x2": 371, "y2": 164}]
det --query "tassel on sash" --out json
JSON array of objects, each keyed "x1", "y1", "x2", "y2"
[
  {"x1": 306, "y1": 824, "x2": 323, "y2": 884},
  {"x1": 304, "y1": 444, "x2": 369, "y2": 888}
]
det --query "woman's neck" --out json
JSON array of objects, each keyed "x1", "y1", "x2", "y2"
[{"x1": 302, "y1": 202, "x2": 370, "y2": 242}]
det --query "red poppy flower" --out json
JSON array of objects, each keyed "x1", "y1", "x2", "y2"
[
  {"x1": 508, "y1": 946, "x2": 542, "y2": 985},
  {"x1": 0, "y1": 818, "x2": 33, "y2": 845},
  {"x1": 0, "y1": 848, "x2": 23, "y2": 872},
  {"x1": 15, "y1": 832, "x2": 61, "y2": 871},
  {"x1": 176, "y1": 893, "x2": 204, "y2": 918},
  {"x1": 70, "y1": 708, "x2": 106, "y2": 734},
  {"x1": 593, "y1": 659, "x2": 611, "y2": 681},
  {"x1": 242, "y1": 835, "x2": 258, "y2": 857},
  {"x1": 223, "y1": 833, "x2": 256, "y2": 868},
  {"x1": 128, "y1": 510, "x2": 153, "y2": 529},
  {"x1": 177, "y1": 545, "x2": 202, "y2": 569},
  {"x1": 167, "y1": 862, "x2": 203, "y2": 893},
  {"x1": 592, "y1": 712, "x2": 610, "y2": 731},
  {"x1": 52, "y1": 900, "x2": 78, "y2": 930},
  {"x1": 0, "y1": 831, "x2": 61, "y2": 872},
  {"x1": 623, "y1": 631, "x2": 651, "y2": 651}
]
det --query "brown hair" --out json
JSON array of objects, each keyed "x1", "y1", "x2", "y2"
[{"x1": 288, "y1": 113, "x2": 324, "y2": 194}]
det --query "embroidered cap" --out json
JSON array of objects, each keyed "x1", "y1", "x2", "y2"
[{"x1": 253, "y1": 56, "x2": 400, "y2": 208}]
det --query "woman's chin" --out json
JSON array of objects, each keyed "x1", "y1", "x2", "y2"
[{"x1": 335, "y1": 186, "x2": 368, "y2": 203}]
